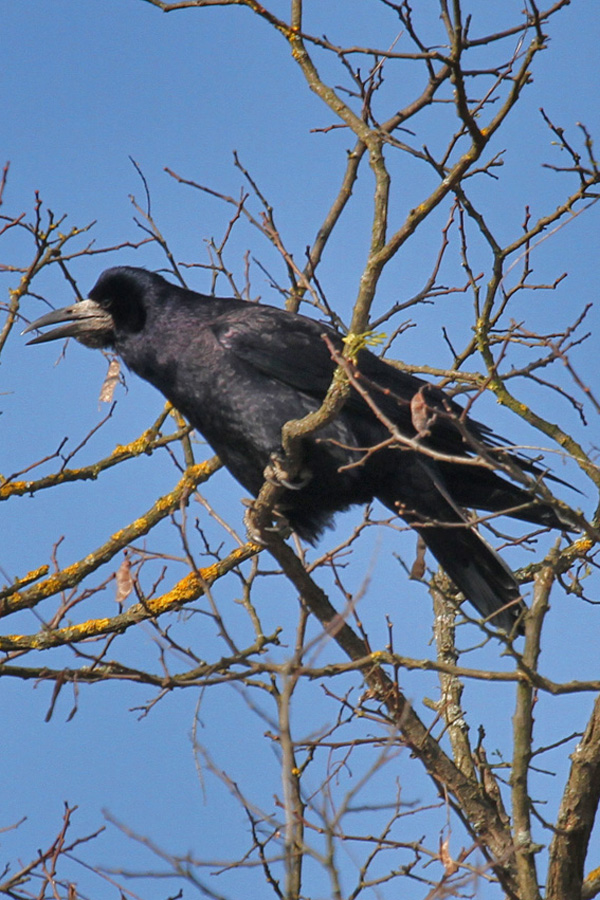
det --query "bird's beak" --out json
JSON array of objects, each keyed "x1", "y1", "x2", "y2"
[{"x1": 22, "y1": 299, "x2": 114, "y2": 347}]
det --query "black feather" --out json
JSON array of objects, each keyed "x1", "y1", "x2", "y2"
[{"x1": 26, "y1": 266, "x2": 575, "y2": 633}]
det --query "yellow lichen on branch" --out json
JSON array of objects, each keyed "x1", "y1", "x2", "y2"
[
  {"x1": 0, "y1": 542, "x2": 261, "y2": 652},
  {"x1": 0, "y1": 418, "x2": 192, "y2": 501},
  {"x1": 0, "y1": 458, "x2": 221, "y2": 618}
]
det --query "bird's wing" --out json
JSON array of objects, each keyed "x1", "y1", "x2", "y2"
[
  {"x1": 210, "y1": 306, "x2": 518, "y2": 459},
  {"x1": 211, "y1": 308, "x2": 482, "y2": 445},
  {"x1": 211, "y1": 303, "x2": 572, "y2": 513},
  {"x1": 211, "y1": 311, "x2": 341, "y2": 397}
]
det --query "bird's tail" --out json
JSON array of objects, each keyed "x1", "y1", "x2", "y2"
[
  {"x1": 436, "y1": 461, "x2": 576, "y2": 532},
  {"x1": 413, "y1": 522, "x2": 527, "y2": 633},
  {"x1": 376, "y1": 458, "x2": 528, "y2": 632}
]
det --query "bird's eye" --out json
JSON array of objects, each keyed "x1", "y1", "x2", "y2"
[
  {"x1": 107, "y1": 295, "x2": 146, "y2": 334},
  {"x1": 89, "y1": 274, "x2": 147, "y2": 334}
]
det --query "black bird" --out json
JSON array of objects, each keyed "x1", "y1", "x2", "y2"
[{"x1": 25, "y1": 266, "x2": 569, "y2": 632}]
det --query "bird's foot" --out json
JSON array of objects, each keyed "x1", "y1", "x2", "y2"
[
  {"x1": 264, "y1": 450, "x2": 312, "y2": 491},
  {"x1": 243, "y1": 500, "x2": 292, "y2": 545}
]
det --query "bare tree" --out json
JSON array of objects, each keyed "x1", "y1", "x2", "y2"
[{"x1": 2, "y1": 3, "x2": 600, "y2": 898}]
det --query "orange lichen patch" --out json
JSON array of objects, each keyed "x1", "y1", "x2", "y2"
[
  {"x1": 0, "y1": 479, "x2": 33, "y2": 499},
  {"x1": 585, "y1": 865, "x2": 600, "y2": 884}
]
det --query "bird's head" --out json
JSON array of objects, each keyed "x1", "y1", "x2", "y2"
[{"x1": 23, "y1": 267, "x2": 158, "y2": 349}]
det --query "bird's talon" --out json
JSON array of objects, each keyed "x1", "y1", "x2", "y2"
[
  {"x1": 265, "y1": 451, "x2": 312, "y2": 491},
  {"x1": 243, "y1": 504, "x2": 291, "y2": 544}
]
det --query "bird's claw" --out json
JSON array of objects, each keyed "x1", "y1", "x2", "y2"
[
  {"x1": 264, "y1": 451, "x2": 312, "y2": 491},
  {"x1": 243, "y1": 502, "x2": 292, "y2": 544}
]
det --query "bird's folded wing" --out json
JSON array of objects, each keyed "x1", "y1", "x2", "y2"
[
  {"x1": 210, "y1": 309, "x2": 520, "y2": 463},
  {"x1": 211, "y1": 314, "x2": 341, "y2": 397}
]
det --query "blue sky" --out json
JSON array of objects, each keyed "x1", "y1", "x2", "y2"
[{"x1": 2, "y1": 2, "x2": 600, "y2": 897}]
